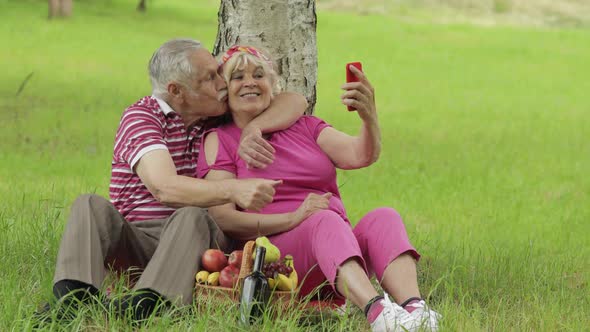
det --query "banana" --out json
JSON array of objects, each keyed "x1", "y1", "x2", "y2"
[
  {"x1": 195, "y1": 270, "x2": 210, "y2": 284},
  {"x1": 268, "y1": 277, "x2": 276, "y2": 290},
  {"x1": 276, "y1": 273, "x2": 295, "y2": 291},
  {"x1": 207, "y1": 272, "x2": 220, "y2": 286},
  {"x1": 284, "y1": 255, "x2": 298, "y2": 288},
  {"x1": 289, "y1": 269, "x2": 298, "y2": 288},
  {"x1": 284, "y1": 255, "x2": 293, "y2": 267}
]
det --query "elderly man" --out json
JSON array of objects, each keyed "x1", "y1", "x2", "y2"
[{"x1": 41, "y1": 38, "x2": 306, "y2": 321}]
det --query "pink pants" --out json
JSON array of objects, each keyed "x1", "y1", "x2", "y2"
[{"x1": 268, "y1": 207, "x2": 419, "y2": 299}]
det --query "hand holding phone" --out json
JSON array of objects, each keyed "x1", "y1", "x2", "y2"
[{"x1": 345, "y1": 62, "x2": 363, "y2": 111}]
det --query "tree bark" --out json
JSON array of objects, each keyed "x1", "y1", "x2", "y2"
[
  {"x1": 59, "y1": 0, "x2": 72, "y2": 17},
  {"x1": 48, "y1": 0, "x2": 72, "y2": 18},
  {"x1": 214, "y1": 0, "x2": 318, "y2": 114},
  {"x1": 48, "y1": 0, "x2": 59, "y2": 19}
]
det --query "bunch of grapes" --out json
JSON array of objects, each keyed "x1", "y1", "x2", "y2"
[{"x1": 262, "y1": 261, "x2": 293, "y2": 278}]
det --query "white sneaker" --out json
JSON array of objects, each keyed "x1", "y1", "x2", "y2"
[
  {"x1": 370, "y1": 293, "x2": 415, "y2": 332},
  {"x1": 405, "y1": 300, "x2": 441, "y2": 331}
]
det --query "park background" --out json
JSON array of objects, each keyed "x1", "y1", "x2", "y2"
[{"x1": 0, "y1": 0, "x2": 588, "y2": 330}]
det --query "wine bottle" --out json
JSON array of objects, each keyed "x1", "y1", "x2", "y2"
[{"x1": 239, "y1": 246, "x2": 270, "y2": 325}]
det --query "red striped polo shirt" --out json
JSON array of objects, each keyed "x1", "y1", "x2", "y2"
[{"x1": 110, "y1": 96, "x2": 204, "y2": 222}]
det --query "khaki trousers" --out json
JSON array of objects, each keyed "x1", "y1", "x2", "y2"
[{"x1": 53, "y1": 194, "x2": 231, "y2": 305}]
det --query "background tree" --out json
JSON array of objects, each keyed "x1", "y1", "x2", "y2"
[
  {"x1": 213, "y1": 0, "x2": 318, "y2": 114},
  {"x1": 137, "y1": 0, "x2": 147, "y2": 12},
  {"x1": 48, "y1": 0, "x2": 72, "y2": 19}
]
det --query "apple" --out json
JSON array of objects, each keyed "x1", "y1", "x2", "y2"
[
  {"x1": 201, "y1": 249, "x2": 228, "y2": 272},
  {"x1": 219, "y1": 265, "x2": 240, "y2": 288},
  {"x1": 228, "y1": 250, "x2": 243, "y2": 268}
]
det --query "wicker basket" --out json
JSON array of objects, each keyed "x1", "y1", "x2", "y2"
[{"x1": 195, "y1": 240, "x2": 297, "y2": 305}]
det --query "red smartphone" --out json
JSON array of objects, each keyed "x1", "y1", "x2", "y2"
[{"x1": 346, "y1": 62, "x2": 363, "y2": 111}]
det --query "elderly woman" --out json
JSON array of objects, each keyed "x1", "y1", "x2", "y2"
[{"x1": 197, "y1": 46, "x2": 440, "y2": 332}]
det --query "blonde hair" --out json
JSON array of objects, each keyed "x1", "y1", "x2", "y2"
[{"x1": 219, "y1": 51, "x2": 282, "y2": 95}]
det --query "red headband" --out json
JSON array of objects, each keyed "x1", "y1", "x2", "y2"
[{"x1": 219, "y1": 45, "x2": 273, "y2": 68}]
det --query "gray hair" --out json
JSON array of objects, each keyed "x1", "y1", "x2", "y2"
[{"x1": 148, "y1": 38, "x2": 203, "y2": 99}]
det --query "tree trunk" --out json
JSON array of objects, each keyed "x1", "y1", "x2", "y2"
[
  {"x1": 214, "y1": 0, "x2": 318, "y2": 114},
  {"x1": 137, "y1": 0, "x2": 147, "y2": 12},
  {"x1": 48, "y1": 0, "x2": 72, "y2": 18},
  {"x1": 48, "y1": 0, "x2": 59, "y2": 19},
  {"x1": 59, "y1": 0, "x2": 72, "y2": 17}
]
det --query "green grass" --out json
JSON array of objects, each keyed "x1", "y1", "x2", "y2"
[{"x1": 1, "y1": 0, "x2": 589, "y2": 330}]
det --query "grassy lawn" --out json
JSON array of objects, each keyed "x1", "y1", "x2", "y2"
[{"x1": 1, "y1": 0, "x2": 588, "y2": 330}]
